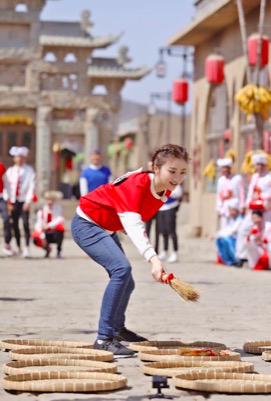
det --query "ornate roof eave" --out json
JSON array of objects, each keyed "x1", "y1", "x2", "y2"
[
  {"x1": 167, "y1": 0, "x2": 260, "y2": 46},
  {"x1": 39, "y1": 32, "x2": 122, "y2": 49},
  {"x1": 87, "y1": 66, "x2": 151, "y2": 80}
]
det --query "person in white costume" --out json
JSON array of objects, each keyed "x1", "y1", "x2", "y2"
[
  {"x1": 32, "y1": 191, "x2": 65, "y2": 259},
  {"x1": 236, "y1": 153, "x2": 271, "y2": 262},
  {"x1": 215, "y1": 198, "x2": 243, "y2": 266},
  {"x1": 216, "y1": 158, "x2": 245, "y2": 229},
  {"x1": 3, "y1": 146, "x2": 36, "y2": 258},
  {"x1": 246, "y1": 210, "x2": 271, "y2": 270}
]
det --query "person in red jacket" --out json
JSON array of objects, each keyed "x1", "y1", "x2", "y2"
[
  {"x1": 0, "y1": 162, "x2": 13, "y2": 256},
  {"x1": 71, "y1": 144, "x2": 189, "y2": 357}
]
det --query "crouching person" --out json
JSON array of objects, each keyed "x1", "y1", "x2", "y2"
[
  {"x1": 32, "y1": 191, "x2": 65, "y2": 258},
  {"x1": 216, "y1": 198, "x2": 243, "y2": 267},
  {"x1": 247, "y1": 210, "x2": 271, "y2": 270}
]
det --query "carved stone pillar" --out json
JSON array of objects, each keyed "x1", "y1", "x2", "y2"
[
  {"x1": 84, "y1": 108, "x2": 99, "y2": 164},
  {"x1": 36, "y1": 106, "x2": 52, "y2": 195}
]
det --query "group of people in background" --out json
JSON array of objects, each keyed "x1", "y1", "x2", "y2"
[
  {"x1": 0, "y1": 146, "x2": 65, "y2": 259},
  {"x1": 0, "y1": 145, "x2": 182, "y2": 262},
  {"x1": 215, "y1": 153, "x2": 271, "y2": 270}
]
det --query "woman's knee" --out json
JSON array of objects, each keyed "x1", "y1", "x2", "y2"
[{"x1": 112, "y1": 262, "x2": 132, "y2": 279}]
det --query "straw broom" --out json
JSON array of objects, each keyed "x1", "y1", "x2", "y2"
[{"x1": 161, "y1": 273, "x2": 200, "y2": 302}]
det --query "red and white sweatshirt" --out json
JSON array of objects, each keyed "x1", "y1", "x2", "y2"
[
  {"x1": 34, "y1": 204, "x2": 65, "y2": 239},
  {"x1": 77, "y1": 171, "x2": 171, "y2": 261},
  {"x1": 3, "y1": 164, "x2": 35, "y2": 204}
]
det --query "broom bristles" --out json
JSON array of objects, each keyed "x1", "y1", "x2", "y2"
[{"x1": 170, "y1": 277, "x2": 199, "y2": 302}]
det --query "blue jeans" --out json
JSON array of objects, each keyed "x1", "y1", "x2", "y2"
[
  {"x1": 216, "y1": 237, "x2": 239, "y2": 266},
  {"x1": 71, "y1": 214, "x2": 135, "y2": 340}
]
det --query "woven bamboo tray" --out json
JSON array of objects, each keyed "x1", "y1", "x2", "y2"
[
  {"x1": 0, "y1": 339, "x2": 91, "y2": 351},
  {"x1": 142, "y1": 360, "x2": 254, "y2": 377},
  {"x1": 9, "y1": 347, "x2": 113, "y2": 362},
  {"x1": 262, "y1": 351, "x2": 271, "y2": 361},
  {"x1": 173, "y1": 371, "x2": 271, "y2": 394},
  {"x1": 1, "y1": 371, "x2": 127, "y2": 393},
  {"x1": 130, "y1": 340, "x2": 226, "y2": 352},
  {"x1": 243, "y1": 341, "x2": 271, "y2": 355},
  {"x1": 4, "y1": 358, "x2": 117, "y2": 375},
  {"x1": 139, "y1": 349, "x2": 241, "y2": 362}
]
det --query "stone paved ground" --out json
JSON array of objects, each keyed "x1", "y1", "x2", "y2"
[{"x1": 1, "y1": 204, "x2": 271, "y2": 400}]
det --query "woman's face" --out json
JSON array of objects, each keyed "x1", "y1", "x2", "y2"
[{"x1": 154, "y1": 157, "x2": 188, "y2": 191}]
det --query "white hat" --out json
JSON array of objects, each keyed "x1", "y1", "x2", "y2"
[
  {"x1": 252, "y1": 153, "x2": 267, "y2": 165},
  {"x1": 227, "y1": 197, "x2": 239, "y2": 211},
  {"x1": 43, "y1": 190, "x2": 63, "y2": 201},
  {"x1": 217, "y1": 158, "x2": 233, "y2": 167},
  {"x1": 9, "y1": 146, "x2": 29, "y2": 157}
]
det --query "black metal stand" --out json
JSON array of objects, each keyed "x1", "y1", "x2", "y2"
[{"x1": 149, "y1": 376, "x2": 173, "y2": 399}]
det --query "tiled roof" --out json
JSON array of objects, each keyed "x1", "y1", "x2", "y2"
[
  {"x1": 87, "y1": 59, "x2": 151, "y2": 80},
  {"x1": 39, "y1": 34, "x2": 120, "y2": 49}
]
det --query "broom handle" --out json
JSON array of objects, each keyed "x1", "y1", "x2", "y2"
[{"x1": 161, "y1": 273, "x2": 174, "y2": 283}]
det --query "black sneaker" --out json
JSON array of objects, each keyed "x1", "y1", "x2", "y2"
[
  {"x1": 93, "y1": 338, "x2": 135, "y2": 358},
  {"x1": 115, "y1": 327, "x2": 148, "y2": 343}
]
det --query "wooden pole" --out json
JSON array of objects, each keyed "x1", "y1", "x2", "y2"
[
  {"x1": 254, "y1": 0, "x2": 266, "y2": 150},
  {"x1": 236, "y1": 0, "x2": 251, "y2": 84}
]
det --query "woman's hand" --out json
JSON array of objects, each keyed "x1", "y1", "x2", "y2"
[{"x1": 149, "y1": 255, "x2": 166, "y2": 282}]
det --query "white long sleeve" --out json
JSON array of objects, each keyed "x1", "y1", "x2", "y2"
[
  {"x1": 80, "y1": 177, "x2": 89, "y2": 196},
  {"x1": 118, "y1": 211, "x2": 156, "y2": 261}
]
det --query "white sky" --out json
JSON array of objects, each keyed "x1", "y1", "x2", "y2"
[{"x1": 41, "y1": 0, "x2": 195, "y2": 112}]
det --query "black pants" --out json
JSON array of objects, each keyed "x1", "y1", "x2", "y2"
[
  {"x1": 0, "y1": 198, "x2": 12, "y2": 244},
  {"x1": 157, "y1": 206, "x2": 179, "y2": 252},
  {"x1": 145, "y1": 213, "x2": 159, "y2": 253},
  {"x1": 46, "y1": 230, "x2": 64, "y2": 252},
  {"x1": 11, "y1": 201, "x2": 30, "y2": 247}
]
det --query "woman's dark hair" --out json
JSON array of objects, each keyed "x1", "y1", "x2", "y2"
[
  {"x1": 150, "y1": 144, "x2": 189, "y2": 171},
  {"x1": 252, "y1": 210, "x2": 263, "y2": 218}
]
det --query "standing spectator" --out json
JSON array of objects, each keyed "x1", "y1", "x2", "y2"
[
  {"x1": 157, "y1": 184, "x2": 183, "y2": 263},
  {"x1": 32, "y1": 191, "x2": 65, "y2": 259},
  {"x1": 236, "y1": 153, "x2": 271, "y2": 262},
  {"x1": 3, "y1": 146, "x2": 36, "y2": 258},
  {"x1": 0, "y1": 161, "x2": 13, "y2": 256},
  {"x1": 80, "y1": 148, "x2": 111, "y2": 196},
  {"x1": 246, "y1": 210, "x2": 271, "y2": 270},
  {"x1": 216, "y1": 158, "x2": 245, "y2": 229},
  {"x1": 215, "y1": 198, "x2": 243, "y2": 267}
]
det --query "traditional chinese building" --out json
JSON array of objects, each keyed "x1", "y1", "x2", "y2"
[
  {"x1": 168, "y1": 0, "x2": 271, "y2": 236},
  {"x1": 0, "y1": 0, "x2": 149, "y2": 196}
]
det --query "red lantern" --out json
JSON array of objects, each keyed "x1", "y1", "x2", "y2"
[
  {"x1": 224, "y1": 129, "x2": 231, "y2": 141},
  {"x1": 124, "y1": 137, "x2": 133, "y2": 150},
  {"x1": 248, "y1": 34, "x2": 269, "y2": 67},
  {"x1": 172, "y1": 79, "x2": 188, "y2": 104},
  {"x1": 205, "y1": 54, "x2": 224, "y2": 84}
]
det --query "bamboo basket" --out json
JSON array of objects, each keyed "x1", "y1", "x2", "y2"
[
  {"x1": 130, "y1": 340, "x2": 226, "y2": 352},
  {"x1": 1, "y1": 371, "x2": 127, "y2": 393},
  {"x1": 142, "y1": 360, "x2": 254, "y2": 377},
  {"x1": 0, "y1": 339, "x2": 91, "y2": 351},
  {"x1": 9, "y1": 346, "x2": 113, "y2": 362},
  {"x1": 4, "y1": 358, "x2": 117, "y2": 375},
  {"x1": 173, "y1": 371, "x2": 271, "y2": 394},
  {"x1": 262, "y1": 351, "x2": 271, "y2": 361},
  {"x1": 139, "y1": 349, "x2": 241, "y2": 362},
  {"x1": 243, "y1": 341, "x2": 271, "y2": 355}
]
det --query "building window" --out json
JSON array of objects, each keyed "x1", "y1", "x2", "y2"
[
  {"x1": 7, "y1": 131, "x2": 17, "y2": 151},
  {"x1": 22, "y1": 131, "x2": 32, "y2": 149},
  {"x1": 15, "y1": 3, "x2": 28, "y2": 12}
]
